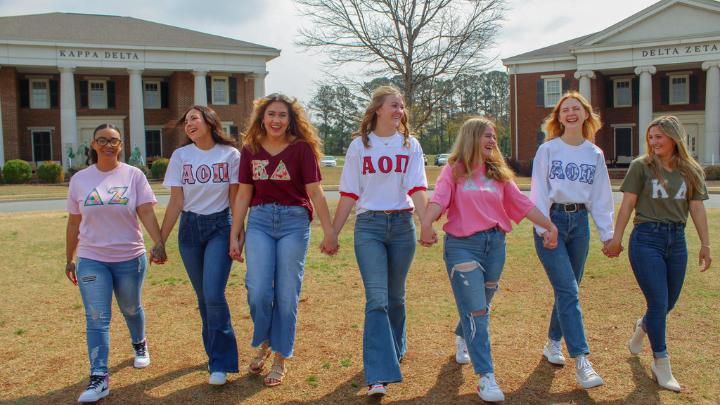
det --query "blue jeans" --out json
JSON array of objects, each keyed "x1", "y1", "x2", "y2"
[
  {"x1": 444, "y1": 227, "x2": 506, "y2": 375},
  {"x1": 245, "y1": 203, "x2": 311, "y2": 359},
  {"x1": 628, "y1": 222, "x2": 688, "y2": 359},
  {"x1": 179, "y1": 207, "x2": 239, "y2": 373},
  {"x1": 77, "y1": 254, "x2": 147, "y2": 374},
  {"x1": 534, "y1": 209, "x2": 591, "y2": 358},
  {"x1": 354, "y1": 210, "x2": 416, "y2": 386}
]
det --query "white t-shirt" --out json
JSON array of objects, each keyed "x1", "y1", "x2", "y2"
[
  {"x1": 530, "y1": 137, "x2": 614, "y2": 241},
  {"x1": 339, "y1": 132, "x2": 428, "y2": 215},
  {"x1": 163, "y1": 143, "x2": 241, "y2": 215}
]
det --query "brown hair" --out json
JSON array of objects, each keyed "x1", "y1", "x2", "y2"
[
  {"x1": 242, "y1": 93, "x2": 322, "y2": 160},
  {"x1": 176, "y1": 105, "x2": 236, "y2": 147},
  {"x1": 90, "y1": 123, "x2": 122, "y2": 164},
  {"x1": 353, "y1": 86, "x2": 412, "y2": 148},
  {"x1": 447, "y1": 117, "x2": 515, "y2": 184},
  {"x1": 541, "y1": 91, "x2": 602, "y2": 142}
]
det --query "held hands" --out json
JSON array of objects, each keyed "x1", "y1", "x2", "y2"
[
  {"x1": 542, "y1": 224, "x2": 559, "y2": 249},
  {"x1": 229, "y1": 229, "x2": 246, "y2": 262},
  {"x1": 699, "y1": 246, "x2": 712, "y2": 272},
  {"x1": 147, "y1": 240, "x2": 167, "y2": 265},
  {"x1": 418, "y1": 223, "x2": 438, "y2": 247},
  {"x1": 602, "y1": 238, "x2": 624, "y2": 258},
  {"x1": 65, "y1": 261, "x2": 78, "y2": 286},
  {"x1": 319, "y1": 233, "x2": 339, "y2": 257}
]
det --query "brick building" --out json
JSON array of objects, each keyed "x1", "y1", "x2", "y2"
[
  {"x1": 503, "y1": 0, "x2": 720, "y2": 167},
  {"x1": 0, "y1": 13, "x2": 280, "y2": 169}
]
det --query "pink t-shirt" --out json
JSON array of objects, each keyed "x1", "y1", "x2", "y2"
[
  {"x1": 430, "y1": 163, "x2": 534, "y2": 237},
  {"x1": 67, "y1": 163, "x2": 157, "y2": 262}
]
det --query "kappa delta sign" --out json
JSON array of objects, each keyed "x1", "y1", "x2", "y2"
[{"x1": 58, "y1": 49, "x2": 143, "y2": 61}]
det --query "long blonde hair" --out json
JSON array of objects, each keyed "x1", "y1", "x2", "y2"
[
  {"x1": 642, "y1": 115, "x2": 705, "y2": 198},
  {"x1": 542, "y1": 91, "x2": 602, "y2": 142},
  {"x1": 352, "y1": 86, "x2": 412, "y2": 148},
  {"x1": 447, "y1": 117, "x2": 515, "y2": 184}
]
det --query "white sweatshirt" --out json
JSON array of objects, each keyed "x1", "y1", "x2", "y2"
[{"x1": 530, "y1": 137, "x2": 614, "y2": 242}]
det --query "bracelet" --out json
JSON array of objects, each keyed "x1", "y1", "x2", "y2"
[{"x1": 701, "y1": 245, "x2": 711, "y2": 248}]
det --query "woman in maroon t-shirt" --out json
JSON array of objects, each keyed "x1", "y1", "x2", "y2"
[{"x1": 230, "y1": 94, "x2": 338, "y2": 387}]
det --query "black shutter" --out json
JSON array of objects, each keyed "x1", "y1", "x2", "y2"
[
  {"x1": 562, "y1": 78, "x2": 570, "y2": 94},
  {"x1": 229, "y1": 77, "x2": 237, "y2": 105},
  {"x1": 689, "y1": 75, "x2": 699, "y2": 104},
  {"x1": 160, "y1": 82, "x2": 169, "y2": 108},
  {"x1": 79, "y1": 81, "x2": 89, "y2": 108},
  {"x1": 536, "y1": 80, "x2": 544, "y2": 108},
  {"x1": 49, "y1": 80, "x2": 59, "y2": 108},
  {"x1": 660, "y1": 77, "x2": 669, "y2": 105},
  {"x1": 537, "y1": 129, "x2": 545, "y2": 146},
  {"x1": 19, "y1": 79, "x2": 30, "y2": 108},
  {"x1": 206, "y1": 76, "x2": 212, "y2": 105},
  {"x1": 605, "y1": 81, "x2": 614, "y2": 108},
  {"x1": 230, "y1": 125, "x2": 239, "y2": 142},
  {"x1": 632, "y1": 78, "x2": 639, "y2": 107},
  {"x1": 106, "y1": 81, "x2": 116, "y2": 109}
]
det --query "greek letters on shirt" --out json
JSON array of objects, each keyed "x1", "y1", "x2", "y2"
[
  {"x1": 181, "y1": 163, "x2": 230, "y2": 184},
  {"x1": 651, "y1": 179, "x2": 687, "y2": 199},
  {"x1": 83, "y1": 187, "x2": 129, "y2": 206},
  {"x1": 548, "y1": 160, "x2": 597, "y2": 184},
  {"x1": 463, "y1": 174, "x2": 497, "y2": 192},
  {"x1": 251, "y1": 160, "x2": 291, "y2": 181},
  {"x1": 362, "y1": 155, "x2": 409, "y2": 175}
]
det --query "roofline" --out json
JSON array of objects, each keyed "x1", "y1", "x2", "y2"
[
  {"x1": 501, "y1": 55, "x2": 576, "y2": 65},
  {"x1": 572, "y1": 32, "x2": 720, "y2": 53}
]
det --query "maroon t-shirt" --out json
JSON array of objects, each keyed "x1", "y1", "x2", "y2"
[{"x1": 239, "y1": 141, "x2": 322, "y2": 220}]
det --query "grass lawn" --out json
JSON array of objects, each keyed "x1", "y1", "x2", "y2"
[{"x1": 1, "y1": 202, "x2": 718, "y2": 404}]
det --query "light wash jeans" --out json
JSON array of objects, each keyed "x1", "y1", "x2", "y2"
[
  {"x1": 445, "y1": 227, "x2": 506, "y2": 375},
  {"x1": 354, "y1": 210, "x2": 416, "y2": 386},
  {"x1": 629, "y1": 222, "x2": 688, "y2": 359},
  {"x1": 245, "y1": 203, "x2": 311, "y2": 359},
  {"x1": 179, "y1": 207, "x2": 239, "y2": 373},
  {"x1": 77, "y1": 254, "x2": 147, "y2": 374},
  {"x1": 533, "y1": 208, "x2": 591, "y2": 358}
]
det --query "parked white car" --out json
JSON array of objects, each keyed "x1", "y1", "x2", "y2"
[
  {"x1": 436, "y1": 153, "x2": 450, "y2": 166},
  {"x1": 320, "y1": 156, "x2": 337, "y2": 167}
]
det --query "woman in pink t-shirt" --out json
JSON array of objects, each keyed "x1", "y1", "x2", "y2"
[
  {"x1": 66, "y1": 123, "x2": 166, "y2": 403},
  {"x1": 419, "y1": 117, "x2": 558, "y2": 402}
]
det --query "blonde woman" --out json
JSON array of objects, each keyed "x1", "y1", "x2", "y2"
[
  {"x1": 530, "y1": 91, "x2": 614, "y2": 389},
  {"x1": 419, "y1": 117, "x2": 558, "y2": 402},
  {"x1": 604, "y1": 116, "x2": 711, "y2": 392}
]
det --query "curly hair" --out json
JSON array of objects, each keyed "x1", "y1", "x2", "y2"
[
  {"x1": 176, "y1": 105, "x2": 236, "y2": 147},
  {"x1": 352, "y1": 85, "x2": 412, "y2": 148},
  {"x1": 447, "y1": 117, "x2": 515, "y2": 184},
  {"x1": 541, "y1": 91, "x2": 602, "y2": 142},
  {"x1": 242, "y1": 94, "x2": 322, "y2": 160}
]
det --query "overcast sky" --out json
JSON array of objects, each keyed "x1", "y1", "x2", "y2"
[{"x1": 0, "y1": 0, "x2": 664, "y2": 104}]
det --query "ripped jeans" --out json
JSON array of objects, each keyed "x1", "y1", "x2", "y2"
[
  {"x1": 444, "y1": 227, "x2": 506, "y2": 375},
  {"x1": 76, "y1": 254, "x2": 148, "y2": 374}
]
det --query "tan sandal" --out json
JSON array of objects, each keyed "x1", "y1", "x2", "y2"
[
  {"x1": 248, "y1": 347, "x2": 271, "y2": 375},
  {"x1": 264, "y1": 362, "x2": 286, "y2": 387}
]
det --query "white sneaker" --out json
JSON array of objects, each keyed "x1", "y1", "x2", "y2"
[
  {"x1": 455, "y1": 335, "x2": 471, "y2": 364},
  {"x1": 543, "y1": 339, "x2": 566, "y2": 365},
  {"x1": 574, "y1": 356, "x2": 604, "y2": 389},
  {"x1": 477, "y1": 373, "x2": 504, "y2": 402},
  {"x1": 208, "y1": 371, "x2": 227, "y2": 385},
  {"x1": 77, "y1": 372, "x2": 109, "y2": 402},
  {"x1": 367, "y1": 383, "x2": 387, "y2": 396},
  {"x1": 132, "y1": 339, "x2": 150, "y2": 368}
]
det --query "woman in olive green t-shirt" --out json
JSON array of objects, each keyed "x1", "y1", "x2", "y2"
[{"x1": 604, "y1": 116, "x2": 711, "y2": 392}]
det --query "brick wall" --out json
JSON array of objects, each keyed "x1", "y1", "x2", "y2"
[
  {"x1": 17, "y1": 73, "x2": 62, "y2": 161},
  {"x1": 0, "y1": 66, "x2": 20, "y2": 163}
]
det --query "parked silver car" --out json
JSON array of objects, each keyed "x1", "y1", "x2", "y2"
[{"x1": 319, "y1": 156, "x2": 337, "y2": 167}]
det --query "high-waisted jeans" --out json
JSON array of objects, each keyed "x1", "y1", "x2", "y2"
[
  {"x1": 77, "y1": 254, "x2": 147, "y2": 374},
  {"x1": 628, "y1": 222, "x2": 688, "y2": 359},
  {"x1": 179, "y1": 207, "x2": 239, "y2": 373},
  {"x1": 245, "y1": 203, "x2": 311, "y2": 359}
]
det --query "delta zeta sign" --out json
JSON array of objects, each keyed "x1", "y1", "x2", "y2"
[{"x1": 640, "y1": 43, "x2": 719, "y2": 58}]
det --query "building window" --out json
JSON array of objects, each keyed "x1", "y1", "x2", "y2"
[
  {"x1": 145, "y1": 130, "x2": 162, "y2": 158},
  {"x1": 89, "y1": 80, "x2": 107, "y2": 109},
  {"x1": 614, "y1": 80, "x2": 631, "y2": 107},
  {"x1": 32, "y1": 131, "x2": 52, "y2": 162},
  {"x1": 30, "y1": 79, "x2": 50, "y2": 109},
  {"x1": 144, "y1": 82, "x2": 160, "y2": 109},
  {"x1": 614, "y1": 127, "x2": 633, "y2": 161},
  {"x1": 669, "y1": 75, "x2": 689, "y2": 105},
  {"x1": 544, "y1": 79, "x2": 561, "y2": 108},
  {"x1": 212, "y1": 77, "x2": 228, "y2": 105}
]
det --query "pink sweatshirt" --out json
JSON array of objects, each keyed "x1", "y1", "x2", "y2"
[{"x1": 430, "y1": 163, "x2": 534, "y2": 237}]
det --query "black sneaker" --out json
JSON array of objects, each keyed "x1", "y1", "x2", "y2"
[
  {"x1": 77, "y1": 372, "x2": 109, "y2": 402},
  {"x1": 132, "y1": 340, "x2": 150, "y2": 368}
]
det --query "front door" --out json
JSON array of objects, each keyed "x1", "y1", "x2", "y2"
[
  {"x1": 685, "y1": 123, "x2": 698, "y2": 159},
  {"x1": 615, "y1": 127, "x2": 632, "y2": 164}
]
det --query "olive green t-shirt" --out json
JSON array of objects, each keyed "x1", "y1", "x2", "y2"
[{"x1": 620, "y1": 158, "x2": 708, "y2": 225}]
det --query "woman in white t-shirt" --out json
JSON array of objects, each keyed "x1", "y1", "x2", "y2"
[
  {"x1": 66, "y1": 123, "x2": 166, "y2": 403},
  {"x1": 332, "y1": 86, "x2": 428, "y2": 397},
  {"x1": 160, "y1": 105, "x2": 241, "y2": 385}
]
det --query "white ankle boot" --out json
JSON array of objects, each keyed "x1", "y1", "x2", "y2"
[
  {"x1": 628, "y1": 318, "x2": 646, "y2": 355},
  {"x1": 651, "y1": 357, "x2": 681, "y2": 392}
]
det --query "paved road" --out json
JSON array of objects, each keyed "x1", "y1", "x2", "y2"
[{"x1": 3, "y1": 191, "x2": 720, "y2": 213}]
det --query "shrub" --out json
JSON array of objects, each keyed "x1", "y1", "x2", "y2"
[
  {"x1": 519, "y1": 159, "x2": 534, "y2": 177},
  {"x1": 0, "y1": 166, "x2": 3, "y2": 184},
  {"x1": 37, "y1": 161, "x2": 65, "y2": 184},
  {"x1": 134, "y1": 165, "x2": 149, "y2": 176},
  {"x1": 704, "y1": 165, "x2": 720, "y2": 181},
  {"x1": 2, "y1": 160, "x2": 32, "y2": 184},
  {"x1": 68, "y1": 165, "x2": 89, "y2": 176},
  {"x1": 506, "y1": 158, "x2": 521, "y2": 175},
  {"x1": 150, "y1": 158, "x2": 170, "y2": 179}
]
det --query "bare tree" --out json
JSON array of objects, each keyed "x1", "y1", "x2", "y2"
[{"x1": 295, "y1": 0, "x2": 506, "y2": 130}]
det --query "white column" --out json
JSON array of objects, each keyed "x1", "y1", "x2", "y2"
[
  {"x1": 0, "y1": 70, "x2": 4, "y2": 167},
  {"x1": 253, "y1": 72, "x2": 268, "y2": 100},
  {"x1": 128, "y1": 68, "x2": 146, "y2": 163},
  {"x1": 574, "y1": 70, "x2": 595, "y2": 102},
  {"x1": 193, "y1": 70, "x2": 208, "y2": 106},
  {"x1": 703, "y1": 60, "x2": 720, "y2": 166},
  {"x1": 634, "y1": 65, "x2": 657, "y2": 156},
  {"x1": 59, "y1": 66, "x2": 77, "y2": 170}
]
